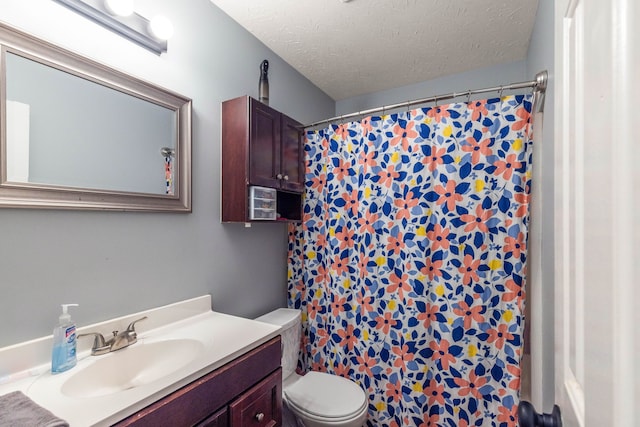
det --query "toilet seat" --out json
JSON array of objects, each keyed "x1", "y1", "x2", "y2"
[
  {"x1": 284, "y1": 371, "x2": 367, "y2": 420},
  {"x1": 286, "y1": 394, "x2": 367, "y2": 422},
  {"x1": 286, "y1": 398, "x2": 368, "y2": 424}
]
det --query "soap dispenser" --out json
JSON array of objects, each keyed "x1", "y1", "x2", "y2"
[{"x1": 51, "y1": 303, "x2": 79, "y2": 374}]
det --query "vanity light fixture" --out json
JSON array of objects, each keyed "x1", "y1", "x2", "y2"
[
  {"x1": 149, "y1": 15, "x2": 174, "y2": 41},
  {"x1": 103, "y1": 0, "x2": 134, "y2": 17},
  {"x1": 53, "y1": 0, "x2": 171, "y2": 55}
]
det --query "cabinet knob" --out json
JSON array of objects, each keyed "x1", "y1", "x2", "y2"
[
  {"x1": 283, "y1": 175, "x2": 289, "y2": 181},
  {"x1": 276, "y1": 173, "x2": 283, "y2": 179},
  {"x1": 255, "y1": 412, "x2": 265, "y2": 422}
]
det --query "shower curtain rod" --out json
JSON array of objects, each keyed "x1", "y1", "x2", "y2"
[{"x1": 304, "y1": 70, "x2": 548, "y2": 129}]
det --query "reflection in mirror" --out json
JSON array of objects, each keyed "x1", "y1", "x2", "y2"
[
  {"x1": 6, "y1": 52, "x2": 176, "y2": 194},
  {"x1": 0, "y1": 22, "x2": 192, "y2": 212}
]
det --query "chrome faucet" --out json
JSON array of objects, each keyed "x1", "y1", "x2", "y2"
[{"x1": 78, "y1": 316, "x2": 147, "y2": 356}]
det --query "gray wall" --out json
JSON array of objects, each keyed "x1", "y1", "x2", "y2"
[
  {"x1": 336, "y1": 60, "x2": 527, "y2": 115},
  {"x1": 526, "y1": 0, "x2": 555, "y2": 411},
  {"x1": 0, "y1": 0, "x2": 334, "y2": 347}
]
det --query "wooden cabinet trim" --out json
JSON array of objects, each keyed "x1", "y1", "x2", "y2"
[{"x1": 221, "y1": 96, "x2": 251, "y2": 222}]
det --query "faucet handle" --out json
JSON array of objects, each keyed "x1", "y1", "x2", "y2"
[
  {"x1": 123, "y1": 316, "x2": 148, "y2": 343},
  {"x1": 125, "y1": 316, "x2": 148, "y2": 333},
  {"x1": 78, "y1": 332, "x2": 109, "y2": 355}
]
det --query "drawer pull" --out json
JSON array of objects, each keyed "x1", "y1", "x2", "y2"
[{"x1": 255, "y1": 412, "x2": 265, "y2": 422}]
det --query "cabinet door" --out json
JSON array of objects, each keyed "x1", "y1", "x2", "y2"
[
  {"x1": 280, "y1": 115, "x2": 304, "y2": 193},
  {"x1": 229, "y1": 369, "x2": 282, "y2": 427},
  {"x1": 197, "y1": 407, "x2": 228, "y2": 427},
  {"x1": 250, "y1": 100, "x2": 281, "y2": 189}
]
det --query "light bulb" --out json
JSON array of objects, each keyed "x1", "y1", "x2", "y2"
[
  {"x1": 149, "y1": 15, "x2": 174, "y2": 40},
  {"x1": 104, "y1": 0, "x2": 134, "y2": 17}
]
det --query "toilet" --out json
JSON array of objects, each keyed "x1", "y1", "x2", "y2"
[{"x1": 255, "y1": 308, "x2": 368, "y2": 427}]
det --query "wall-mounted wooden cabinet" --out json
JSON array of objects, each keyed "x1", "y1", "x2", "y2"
[{"x1": 222, "y1": 96, "x2": 304, "y2": 223}]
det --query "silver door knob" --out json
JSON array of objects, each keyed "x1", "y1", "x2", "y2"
[
  {"x1": 276, "y1": 173, "x2": 283, "y2": 179},
  {"x1": 255, "y1": 412, "x2": 265, "y2": 422},
  {"x1": 283, "y1": 175, "x2": 289, "y2": 181}
]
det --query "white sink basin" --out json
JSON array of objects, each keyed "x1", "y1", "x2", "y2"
[
  {"x1": 61, "y1": 339, "x2": 204, "y2": 398},
  {"x1": 15, "y1": 303, "x2": 282, "y2": 427}
]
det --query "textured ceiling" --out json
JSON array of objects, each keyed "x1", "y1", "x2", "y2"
[{"x1": 211, "y1": 0, "x2": 539, "y2": 101}]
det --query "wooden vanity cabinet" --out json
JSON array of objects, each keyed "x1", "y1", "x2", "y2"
[
  {"x1": 114, "y1": 337, "x2": 282, "y2": 427},
  {"x1": 222, "y1": 96, "x2": 304, "y2": 223}
]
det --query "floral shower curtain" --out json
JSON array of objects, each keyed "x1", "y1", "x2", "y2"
[{"x1": 288, "y1": 94, "x2": 533, "y2": 426}]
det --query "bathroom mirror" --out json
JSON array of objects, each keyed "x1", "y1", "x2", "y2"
[{"x1": 0, "y1": 22, "x2": 192, "y2": 212}]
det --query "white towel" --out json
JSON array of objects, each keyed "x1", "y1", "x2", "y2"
[{"x1": 0, "y1": 391, "x2": 69, "y2": 427}]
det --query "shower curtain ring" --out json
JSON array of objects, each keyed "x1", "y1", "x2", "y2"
[
  {"x1": 466, "y1": 90, "x2": 472, "y2": 104},
  {"x1": 499, "y1": 86, "x2": 504, "y2": 99}
]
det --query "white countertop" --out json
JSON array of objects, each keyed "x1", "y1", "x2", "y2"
[{"x1": 0, "y1": 296, "x2": 281, "y2": 426}]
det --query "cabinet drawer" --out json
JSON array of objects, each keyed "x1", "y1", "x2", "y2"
[
  {"x1": 249, "y1": 186, "x2": 277, "y2": 220},
  {"x1": 229, "y1": 369, "x2": 282, "y2": 427}
]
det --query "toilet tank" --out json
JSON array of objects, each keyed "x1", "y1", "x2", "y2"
[{"x1": 255, "y1": 308, "x2": 301, "y2": 379}]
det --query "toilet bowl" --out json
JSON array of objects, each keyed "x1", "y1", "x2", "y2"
[
  {"x1": 255, "y1": 308, "x2": 368, "y2": 427},
  {"x1": 283, "y1": 371, "x2": 368, "y2": 427}
]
